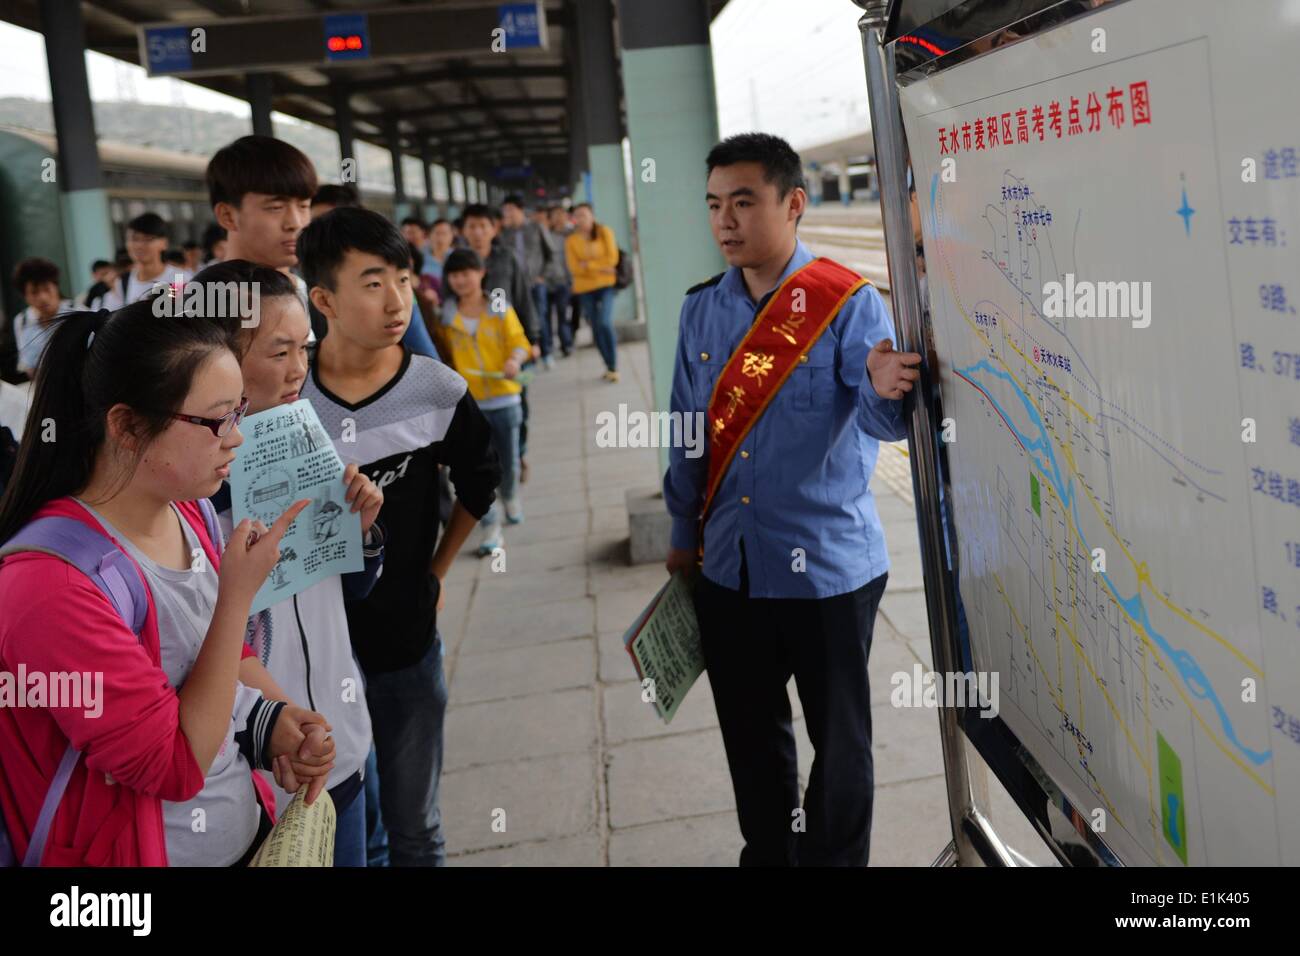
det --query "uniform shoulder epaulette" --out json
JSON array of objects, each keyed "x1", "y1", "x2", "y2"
[{"x1": 685, "y1": 272, "x2": 725, "y2": 297}]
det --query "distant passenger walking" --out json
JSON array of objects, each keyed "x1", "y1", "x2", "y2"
[
  {"x1": 101, "y1": 213, "x2": 190, "y2": 309},
  {"x1": 565, "y1": 203, "x2": 620, "y2": 381}
]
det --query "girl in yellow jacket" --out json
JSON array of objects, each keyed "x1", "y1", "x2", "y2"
[
  {"x1": 436, "y1": 248, "x2": 531, "y2": 555},
  {"x1": 564, "y1": 203, "x2": 620, "y2": 382}
]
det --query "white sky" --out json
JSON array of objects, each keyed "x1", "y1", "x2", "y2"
[
  {"x1": 711, "y1": 0, "x2": 872, "y2": 149},
  {"x1": 0, "y1": 0, "x2": 871, "y2": 151}
]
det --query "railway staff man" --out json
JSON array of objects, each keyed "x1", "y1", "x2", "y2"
[{"x1": 664, "y1": 132, "x2": 922, "y2": 867}]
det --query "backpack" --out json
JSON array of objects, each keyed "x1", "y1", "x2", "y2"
[
  {"x1": 614, "y1": 247, "x2": 633, "y2": 290},
  {"x1": 600, "y1": 226, "x2": 633, "y2": 291},
  {"x1": 0, "y1": 498, "x2": 220, "y2": 867}
]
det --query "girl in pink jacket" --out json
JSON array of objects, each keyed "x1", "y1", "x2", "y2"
[{"x1": 0, "y1": 298, "x2": 325, "y2": 866}]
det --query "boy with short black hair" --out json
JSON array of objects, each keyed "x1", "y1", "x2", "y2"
[
  {"x1": 462, "y1": 202, "x2": 540, "y2": 479},
  {"x1": 102, "y1": 212, "x2": 186, "y2": 309},
  {"x1": 401, "y1": 217, "x2": 429, "y2": 251},
  {"x1": 296, "y1": 206, "x2": 502, "y2": 866},
  {"x1": 77, "y1": 259, "x2": 115, "y2": 309},
  {"x1": 11, "y1": 257, "x2": 75, "y2": 377},
  {"x1": 206, "y1": 134, "x2": 318, "y2": 311},
  {"x1": 460, "y1": 203, "x2": 539, "y2": 343},
  {"x1": 311, "y1": 183, "x2": 361, "y2": 219}
]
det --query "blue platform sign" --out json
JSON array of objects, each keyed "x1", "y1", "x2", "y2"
[
  {"x1": 143, "y1": 26, "x2": 193, "y2": 75},
  {"x1": 324, "y1": 13, "x2": 371, "y2": 62},
  {"x1": 492, "y1": 164, "x2": 534, "y2": 181},
  {"x1": 498, "y1": 3, "x2": 543, "y2": 48}
]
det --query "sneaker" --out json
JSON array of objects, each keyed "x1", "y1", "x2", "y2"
[
  {"x1": 542, "y1": 354, "x2": 555, "y2": 370},
  {"x1": 476, "y1": 526, "x2": 503, "y2": 557},
  {"x1": 603, "y1": 370, "x2": 620, "y2": 383},
  {"x1": 504, "y1": 497, "x2": 524, "y2": 524}
]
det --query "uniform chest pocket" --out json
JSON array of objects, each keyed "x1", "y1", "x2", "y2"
[
  {"x1": 791, "y1": 341, "x2": 838, "y2": 411},
  {"x1": 689, "y1": 351, "x2": 727, "y2": 410}
]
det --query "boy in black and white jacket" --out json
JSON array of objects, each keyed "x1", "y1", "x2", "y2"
[{"x1": 297, "y1": 207, "x2": 501, "y2": 867}]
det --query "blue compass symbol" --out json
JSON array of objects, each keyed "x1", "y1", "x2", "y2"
[{"x1": 1177, "y1": 185, "x2": 1195, "y2": 236}]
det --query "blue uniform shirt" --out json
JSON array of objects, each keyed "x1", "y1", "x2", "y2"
[{"x1": 662, "y1": 239, "x2": 907, "y2": 599}]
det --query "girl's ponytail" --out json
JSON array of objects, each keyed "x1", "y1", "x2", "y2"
[
  {"x1": 0, "y1": 308, "x2": 108, "y2": 543},
  {"x1": 0, "y1": 297, "x2": 235, "y2": 543}
]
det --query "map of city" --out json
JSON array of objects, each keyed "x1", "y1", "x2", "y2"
[{"x1": 900, "y1": 1, "x2": 1299, "y2": 866}]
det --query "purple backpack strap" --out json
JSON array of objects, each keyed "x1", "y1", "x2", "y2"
[
  {"x1": 0, "y1": 515, "x2": 148, "y2": 866},
  {"x1": 0, "y1": 516, "x2": 147, "y2": 634},
  {"x1": 196, "y1": 496, "x2": 222, "y2": 553},
  {"x1": 17, "y1": 744, "x2": 80, "y2": 867}
]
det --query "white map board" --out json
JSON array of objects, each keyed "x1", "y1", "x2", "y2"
[{"x1": 900, "y1": 0, "x2": 1300, "y2": 866}]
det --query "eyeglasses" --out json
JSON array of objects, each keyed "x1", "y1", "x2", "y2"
[{"x1": 169, "y1": 397, "x2": 249, "y2": 438}]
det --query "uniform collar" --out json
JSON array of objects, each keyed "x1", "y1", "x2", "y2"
[{"x1": 719, "y1": 238, "x2": 814, "y2": 307}]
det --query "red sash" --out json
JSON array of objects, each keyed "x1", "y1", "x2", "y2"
[{"x1": 701, "y1": 257, "x2": 867, "y2": 527}]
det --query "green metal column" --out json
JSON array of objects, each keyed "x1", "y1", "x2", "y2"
[
  {"x1": 39, "y1": 0, "x2": 112, "y2": 285},
  {"x1": 574, "y1": 0, "x2": 634, "y2": 322},
  {"x1": 618, "y1": 0, "x2": 725, "y2": 465}
]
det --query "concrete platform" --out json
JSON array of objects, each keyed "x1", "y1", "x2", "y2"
[{"x1": 437, "y1": 328, "x2": 1055, "y2": 866}]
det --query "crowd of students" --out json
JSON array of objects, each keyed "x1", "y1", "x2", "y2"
[{"x1": 0, "y1": 132, "x2": 625, "y2": 867}]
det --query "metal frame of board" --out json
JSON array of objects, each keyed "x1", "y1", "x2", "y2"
[{"x1": 851, "y1": 0, "x2": 1141, "y2": 867}]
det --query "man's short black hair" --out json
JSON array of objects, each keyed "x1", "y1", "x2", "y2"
[
  {"x1": 706, "y1": 132, "x2": 807, "y2": 199},
  {"x1": 13, "y1": 257, "x2": 60, "y2": 294},
  {"x1": 461, "y1": 203, "x2": 497, "y2": 223},
  {"x1": 401, "y1": 216, "x2": 428, "y2": 231},
  {"x1": 127, "y1": 212, "x2": 168, "y2": 239},
  {"x1": 296, "y1": 206, "x2": 412, "y2": 292},
  {"x1": 312, "y1": 183, "x2": 361, "y2": 209},
  {"x1": 501, "y1": 194, "x2": 525, "y2": 210},
  {"x1": 181, "y1": 240, "x2": 200, "y2": 252},
  {"x1": 162, "y1": 248, "x2": 187, "y2": 266},
  {"x1": 431, "y1": 218, "x2": 450, "y2": 229},
  {"x1": 91, "y1": 259, "x2": 112, "y2": 272},
  {"x1": 207, "y1": 135, "x2": 318, "y2": 209}
]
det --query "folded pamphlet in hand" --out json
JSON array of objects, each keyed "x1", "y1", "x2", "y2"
[{"x1": 622, "y1": 572, "x2": 704, "y2": 723}]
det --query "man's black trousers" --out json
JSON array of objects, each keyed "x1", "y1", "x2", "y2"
[{"x1": 694, "y1": 569, "x2": 888, "y2": 867}]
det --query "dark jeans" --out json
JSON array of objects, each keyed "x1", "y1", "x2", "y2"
[
  {"x1": 577, "y1": 287, "x2": 617, "y2": 372},
  {"x1": 363, "y1": 745, "x2": 388, "y2": 866},
  {"x1": 332, "y1": 772, "x2": 367, "y2": 867},
  {"x1": 365, "y1": 632, "x2": 449, "y2": 866},
  {"x1": 482, "y1": 402, "x2": 523, "y2": 506},
  {"x1": 534, "y1": 282, "x2": 573, "y2": 355},
  {"x1": 694, "y1": 570, "x2": 888, "y2": 867}
]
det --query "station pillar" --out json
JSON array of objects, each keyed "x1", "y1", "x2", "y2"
[
  {"x1": 332, "y1": 82, "x2": 358, "y2": 184},
  {"x1": 617, "y1": 0, "x2": 725, "y2": 449},
  {"x1": 38, "y1": 0, "x2": 113, "y2": 282},
  {"x1": 573, "y1": 0, "x2": 634, "y2": 322},
  {"x1": 247, "y1": 74, "x2": 274, "y2": 137}
]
